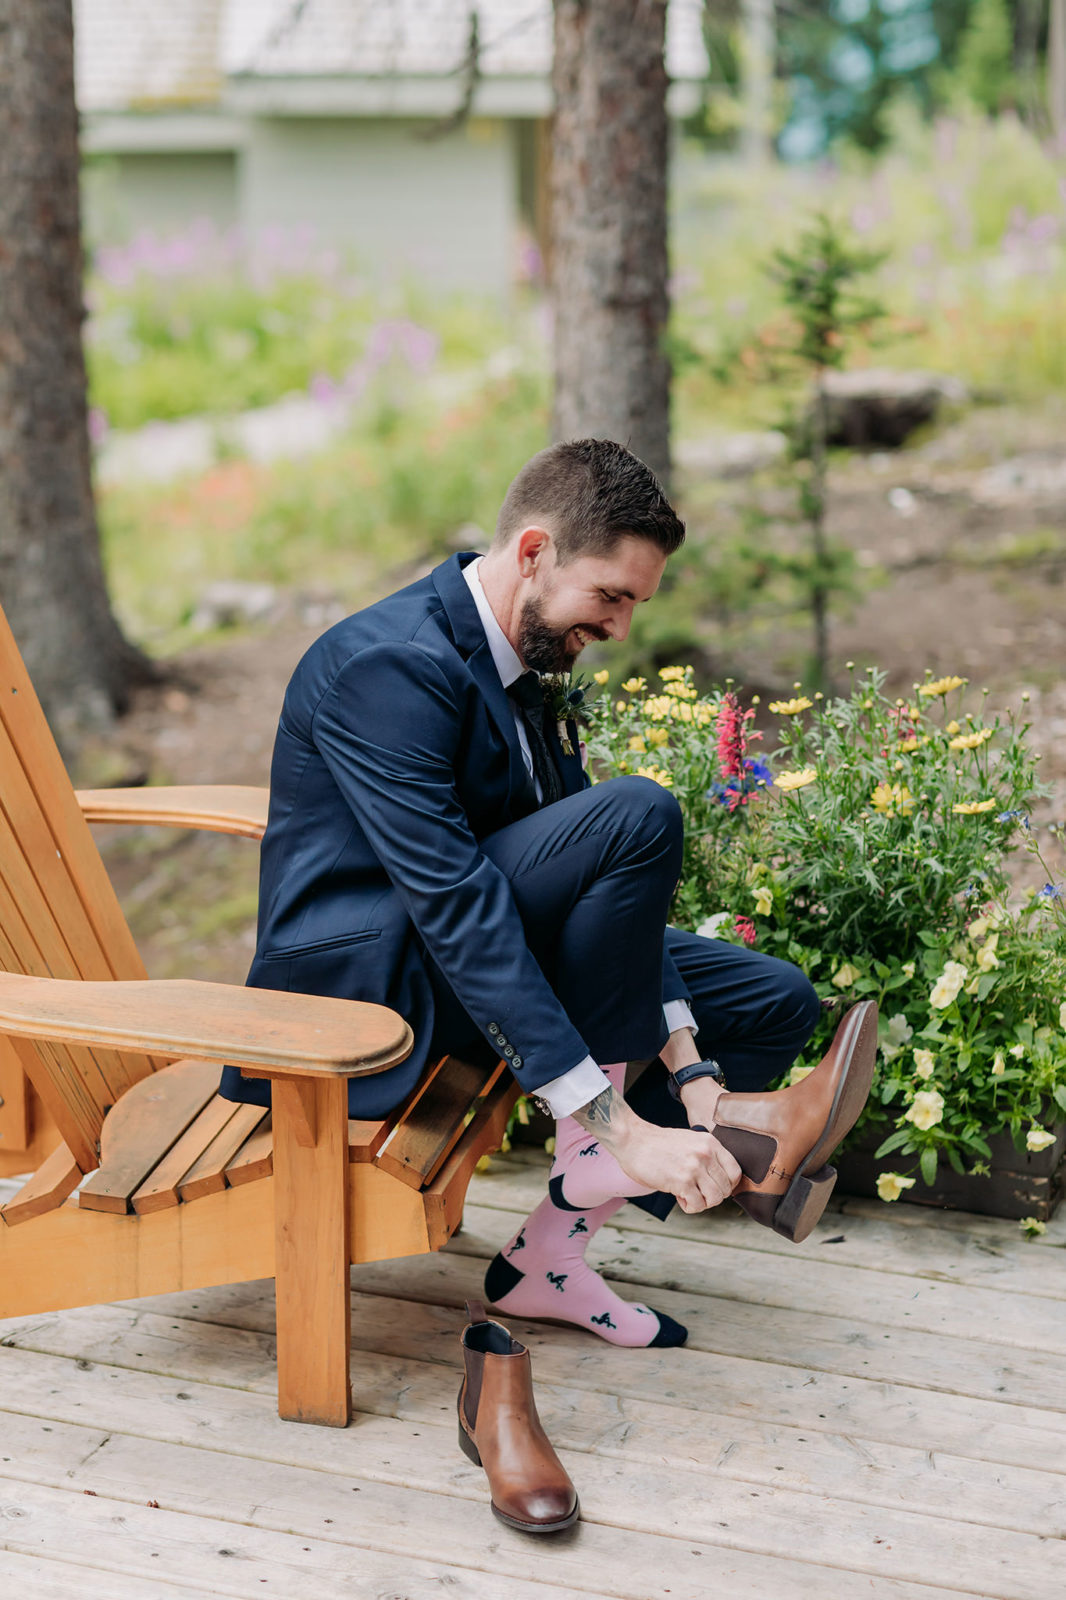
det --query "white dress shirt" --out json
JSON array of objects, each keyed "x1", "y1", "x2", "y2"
[{"x1": 461, "y1": 557, "x2": 697, "y2": 1118}]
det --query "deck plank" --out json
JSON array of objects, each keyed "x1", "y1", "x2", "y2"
[{"x1": 0, "y1": 1161, "x2": 1063, "y2": 1600}]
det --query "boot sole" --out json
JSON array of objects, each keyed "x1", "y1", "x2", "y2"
[
  {"x1": 457, "y1": 1420, "x2": 580, "y2": 1533},
  {"x1": 733, "y1": 1000, "x2": 878, "y2": 1244}
]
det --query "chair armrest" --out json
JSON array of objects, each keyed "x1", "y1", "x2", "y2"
[
  {"x1": 76, "y1": 785, "x2": 270, "y2": 840},
  {"x1": 0, "y1": 974, "x2": 412, "y2": 1079}
]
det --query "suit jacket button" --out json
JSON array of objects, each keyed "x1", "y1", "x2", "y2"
[
  {"x1": 503, "y1": 1046, "x2": 514, "y2": 1058},
  {"x1": 512, "y1": 1055, "x2": 522, "y2": 1068},
  {"x1": 488, "y1": 1023, "x2": 499, "y2": 1036}
]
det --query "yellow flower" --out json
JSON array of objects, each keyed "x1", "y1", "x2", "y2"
[
  {"x1": 694, "y1": 702, "x2": 715, "y2": 726},
  {"x1": 1026, "y1": 1127, "x2": 1057, "y2": 1153},
  {"x1": 615, "y1": 700, "x2": 627, "y2": 713},
  {"x1": 643, "y1": 695, "x2": 674, "y2": 722},
  {"x1": 831, "y1": 961, "x2": 862, "y2": 989},
  {"x1": 877, "y1": 1172, "x2": 917, "y2": 1202},
  {"x1": 905, "y1": 1089, "x2": 945, "y2": 1130},
  {"x1": 1060, "y1": 1000, "x2": 1066, "y2": 1031},
  {"x1": 789, "y1": 1064, "x2": 814, "y2": 1085},
  {"x1": 913, "y1": 1048, "x2": 936, "y2": 1079},
  {"x1": 627, "y1": 735, "x2": 647, "y2": 753},
  {"x1": 621, "y1": 677, "x2": 646, "y2": 693},
  {"x1": 752, "y1": 885, "x2": 774, "y2": 917},
  {"x1": 871, "y1": 781, "x2": 914, "y2": 817},
  {"x1": 1020, "y1": 1216, "x2": 1047, "y2": 1237},
  {"x1": 930, "y1": 960, "x2": 968, "y2": 1009},
  {"x1": 635, "y1": 765, "x2": 673, "y2": 788},
  {"x1": 991, "y1": 1051, "x2": 1005, "y2": 1076},
  {"x1": 768, "y1": 696, "x2": 813, "y2": 715},
  {"x1": 952, "y1": 799, "x2": 996, "y2": 815},
  {"x1": 658, "y1": 665, "x2": 687, "y2": 682},
  {"x1": 975, "y1": 934, "x2": 1001, "y2": 973},
  {"x1": 776, "y1": 767, "x2": 818, "y2": 791},
  {"x1": 592, "y1": 669, "x2": 610, "y2": 686},
  {"x1": 919, "y1": 675, "x2": 967, "y2": 697},
  {"x1": 897, "y1": 735, "x2": 919, "y2": 752},
  {"x1": 902, "y1": 960, "x2": 915, "y2": 979},
  {"x1": 946, "y1": 720, "x2": 961, "y2": 734},
  {"x1": 674, "y1": 699, "x2": 694, "y2": 723},
  {"x1": 968, "y1": 916, "x2": 989, "y2": 941},
  {"x1": 672, "y1": 683, "x2": 699, "y2": 700},
  {"x1": 646, "y1": 726, "x2": 669, "y2": 747},
  {"x1": 948, "y1": 728, "x2": 993, "y2": 750}
]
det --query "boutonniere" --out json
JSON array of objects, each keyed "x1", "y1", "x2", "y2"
[{"x1": 540, "y1": 671, "x2": 606, "y2": 756}]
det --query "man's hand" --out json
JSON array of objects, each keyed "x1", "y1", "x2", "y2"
[{"x1": 572, "y1": 1085, "x2": 741, "y2": 1213}]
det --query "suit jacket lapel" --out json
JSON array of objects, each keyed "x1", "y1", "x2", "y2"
[{"x1": 432, "y1": 554, "x2": 539, "y2": 818}]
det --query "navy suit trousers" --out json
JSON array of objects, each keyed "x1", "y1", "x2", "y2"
[{"x1": 422, "y1": 777, "x2": 821, "y2": 1111}]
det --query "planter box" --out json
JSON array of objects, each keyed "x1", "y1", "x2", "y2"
[{"x1": 835, "y1": 1122, "x2": 1066, "y2": 1222}]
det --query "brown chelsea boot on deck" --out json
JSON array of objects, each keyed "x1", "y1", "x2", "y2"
[
  {"x1": 711, "y1": 1000, "x2": 879, "y2": 1243},
  {"x1": 457, "y1": 1302, "x2": 579, "y2": 1533}
]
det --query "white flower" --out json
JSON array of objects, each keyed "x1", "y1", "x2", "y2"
[
  {"x1": 1026, "y1": 1127, "x2": 1057, "y2": 1153},
  {"x1": 832, "y1": 961, "x2": 862, "y2": 989},
  {"x1": 902, "y1": 961, "x2": 915, "y2": 980},
  {"x1": 1010, "y1": 1043, "x2": 1025, "y2": 1059},
  {"x1": 905, "y1": 1089, "x2": 945, "y2": 1131},
  {"x1": 696, "y1": 912, "x2": 732, "y2": 939},
  {"x1": 968, "y1": 917, "x2": 989, "y2": 942},
  {"x1": 752, "y1": 885, "x2": 774, "y2": 917},
  {"x1": 929, "y1": 961, "x2": 968, "y2": 1010},
  {"x1": 991, "y1": 1051, "x2": 1005, "y2": 1076},
  {"x1": 880, "y1": 1013, "x2": 913, "y2": 1061},
  {"x1": 975, "y1": 935, "x2": 1001, "y2": 973},
  {"x1": 877, "y1": 1172, "x2": 917, "y2": 1202},
  {"x1": 913, "y1": 1048, "x2": 936, "y2": 1080}
]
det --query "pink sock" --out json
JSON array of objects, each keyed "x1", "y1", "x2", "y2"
[{"x1": 482, "y1": 1064, "x2": 686, "y2": 1348}]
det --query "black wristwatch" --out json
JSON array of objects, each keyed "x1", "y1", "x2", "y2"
[{"x1": 666, "y1": 1058, "x2": 727, "y2": 1102}]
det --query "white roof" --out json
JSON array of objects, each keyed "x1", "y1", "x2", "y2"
[{"x1": 76, "y1": 0, "x2": 708, "y2": 112}]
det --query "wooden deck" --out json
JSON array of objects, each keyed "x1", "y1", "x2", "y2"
[{"x1": 1, "y1": 1146, "x2": 1064, "y2": 1600}]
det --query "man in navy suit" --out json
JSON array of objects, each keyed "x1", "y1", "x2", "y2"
[{"x1": 221, "y1": 440, "x2": 872, "y2": 1349}]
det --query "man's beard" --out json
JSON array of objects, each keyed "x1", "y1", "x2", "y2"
[{"x1": 516, "y1": 595, "x2": 604, "y2": 674}]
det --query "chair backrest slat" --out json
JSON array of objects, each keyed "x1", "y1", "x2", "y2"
[{"x1": 0, "y1": 603, "x2": 162, "y2": 1166}]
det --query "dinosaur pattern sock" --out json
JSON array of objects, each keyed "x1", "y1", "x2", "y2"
[{"x1": 483, "y1": 1064, "x2": 687, "y2": 1349}]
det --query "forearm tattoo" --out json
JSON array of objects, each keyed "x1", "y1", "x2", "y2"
[{"x1": 572, "y1": 1084, "x2": 617, "y2": 1140}]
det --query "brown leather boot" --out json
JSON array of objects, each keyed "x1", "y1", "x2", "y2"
[
  {"x1": 712, "y1": 999, "x2": 878, "y2": 1243},
  {"x1": 457, "y1": 1302, "x2": 579, "y2": 1533}
]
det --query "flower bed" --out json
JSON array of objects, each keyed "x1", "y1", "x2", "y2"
[{"x1": 583, "y1": 666, "x2": 1066, "y2": 1222}]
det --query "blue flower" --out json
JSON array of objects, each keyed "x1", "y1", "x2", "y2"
[
  {"x1": 997, "y1": 809, "x2": 1031, "y2": 831},
  {"x1": 1038, "y1": 882, "x2": 1063, "y2": 900},
  {"x1": 707, "y1": 758, "x2": 774, "y2": 812}
]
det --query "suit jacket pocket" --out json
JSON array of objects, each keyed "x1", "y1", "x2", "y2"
[{"x1": 260, "y1": 928, "x2": 382, "y2": 961}]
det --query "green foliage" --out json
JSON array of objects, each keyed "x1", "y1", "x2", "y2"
[
  {"x1": 99, "y1": 372, "x2": 549, "y2": 649},
  {"x1": 952, "y1": 0, "x2": 1015, "y2": 114},
  {"x1": 583, "y1": 664, "x2": 1066, "y2": 1190}
]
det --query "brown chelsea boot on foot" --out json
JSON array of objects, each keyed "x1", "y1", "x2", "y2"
[
  {"x1": 712, "y1": 1000, "x2": 879, "y2": 1244},
  {"x1": 457, "y1": 1302, "x2": 579, "y2": 1533}
]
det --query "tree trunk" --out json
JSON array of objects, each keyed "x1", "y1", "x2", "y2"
[
  {"x1": 0, "y1": 0, "x2": 153, "y2": 754},
  {"x1": 551, "y1": 0, "x2": 671, "y2": 486},
  {"x1": 740, "y1": 0, "x2": 775, "y2": 164}
]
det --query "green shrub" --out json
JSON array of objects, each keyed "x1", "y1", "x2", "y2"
[{"x1": 584, "y1": 665, "x2": 1066, "y2": 1191}]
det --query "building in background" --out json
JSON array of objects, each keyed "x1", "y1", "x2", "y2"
[{"x1": 77, "y1": 0, "x2": 708, "y2": 297}]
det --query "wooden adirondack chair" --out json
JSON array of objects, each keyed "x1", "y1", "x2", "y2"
[{"x1": 0, "y1": 603, "x2": 518, "y2": 1425}]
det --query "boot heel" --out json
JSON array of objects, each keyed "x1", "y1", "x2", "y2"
[
  {"x1": 773, "y1": 1164, "x2": 837, "y2": 1243},
  {"x1": 457, "y1": 1420, "x2": 482, "y2": 1466}
]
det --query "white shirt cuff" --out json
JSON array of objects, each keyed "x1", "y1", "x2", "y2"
[
  {"x1": 663, "y1": 999, "x2": 697, "y2": 1037},
  {"x1": 533, "y1": 1057, "x2": 612, "y2": 1120}
]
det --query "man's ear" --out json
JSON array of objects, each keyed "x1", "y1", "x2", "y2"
[{"x1": 515, "y1": 526, "x2": 552, "y2": 578}]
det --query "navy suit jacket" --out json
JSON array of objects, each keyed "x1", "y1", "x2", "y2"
[{"x1": 220, "y1": 552, "x2": 595, "y2": 1118}]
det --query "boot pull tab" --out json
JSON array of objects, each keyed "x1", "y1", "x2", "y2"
[{"x1": 465, "y1": 1299, "x2": 488, "y2": 1325}]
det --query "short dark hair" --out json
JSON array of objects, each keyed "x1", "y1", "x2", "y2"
[{"x1": 493, "y1": 439, "x2": 685, "y2": 562}]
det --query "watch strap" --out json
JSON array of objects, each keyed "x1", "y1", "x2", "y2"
[{"x1": 667, "y1": 1058, "x2": 727, "y2": 1102}]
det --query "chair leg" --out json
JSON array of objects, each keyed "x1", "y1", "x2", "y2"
[{"x1": 272, "y1": 1075, "x2": 352, "y2": 1425}]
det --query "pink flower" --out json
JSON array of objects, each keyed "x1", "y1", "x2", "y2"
[
  {"x1": 735, "y1": 915, "x2": 757, "y2": 948},
  {"x1": 715, "y1": 691, "x2": 760, "y2": 783}
]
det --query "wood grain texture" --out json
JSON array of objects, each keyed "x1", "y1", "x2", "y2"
[
  {"x1": 375, "y1": 1054, "x2": 503, "y2": 1190},
  {"x1": 0, "y1": 972, "x2": 413, "y2": 1074},
  {"x1": 177, "y1": 1103, "x2": 268, "y2": 1203},
  {"x1": 273, "y1": 1075, "x2": 351, "y2": 1426},
  {"x1": 0, "y1": 1137, "x2": 80, "y2": 1226},
  {"x1": 131, "y1": 1093, "x2": 246, "y2": 1215},
  {"x1": 76, "y1": 783, "x2": 269, "y2": 840},
  {"x1": 78, "y1": 1057, "x2": 221, "y2": 1214}
]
